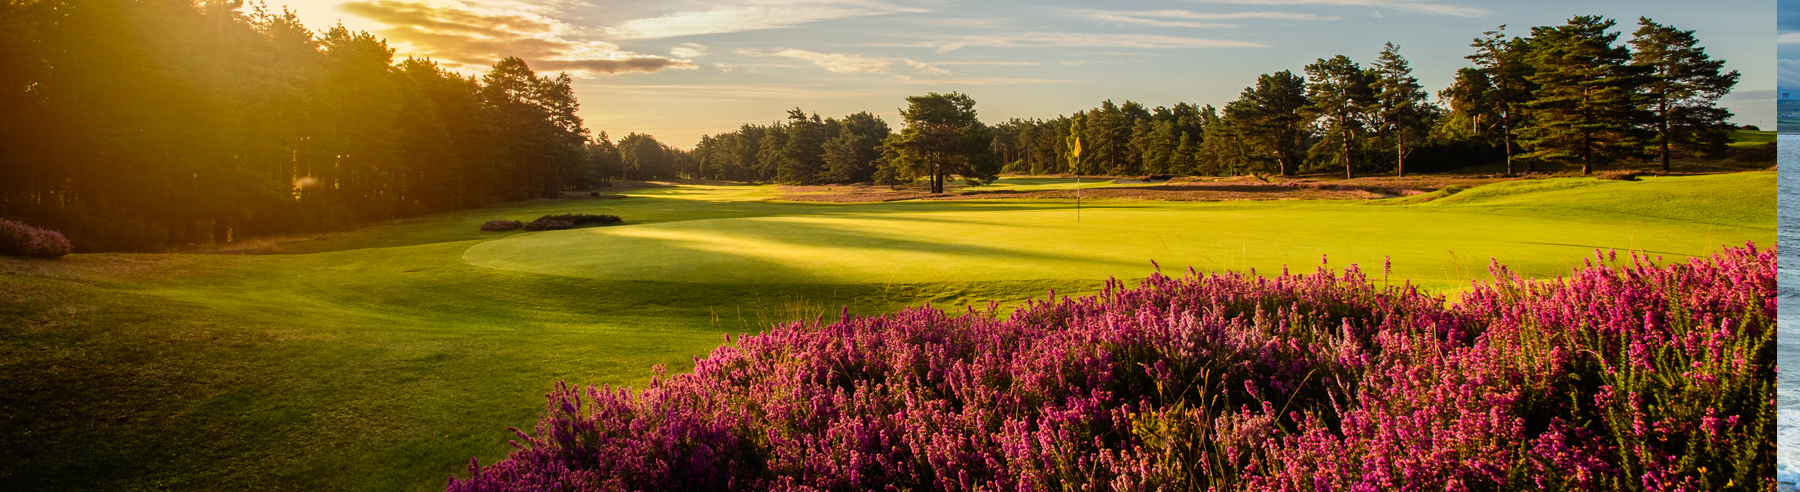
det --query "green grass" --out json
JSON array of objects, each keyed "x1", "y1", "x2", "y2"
[
  {"x1": 1729, "y1": 129, "x2": 1775, "y2": 146},
  {"x1": 0, "y1": 172, "x2": 1774, "y2": 491}
]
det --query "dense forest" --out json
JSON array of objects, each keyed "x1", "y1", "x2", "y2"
[
  {"x1": 0, "y1": 2, "x2": 1742, "y2": 253},
  {"x1": 682, "y1": 16, "x2": 1740, "y2": 184},
  {"x1": 0, "y1": 0, "x2": 618, "y2": 252}
]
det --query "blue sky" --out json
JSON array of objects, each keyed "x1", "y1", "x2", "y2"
[
  {"x1": 279, "y1": 0, "x2": 1775, "y2": 146},
  {"x1": 1781, "y1": 0, "x2": 1799, "y2": 97}
]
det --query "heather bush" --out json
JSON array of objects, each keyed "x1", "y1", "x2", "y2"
[
  {"x1": 523, "y1": 219, "x2": 574, "y2": 231},
  {"x1": 536, "y1": 214, "x2": 622, "y2": 225},
  {"x1": 0, "y1": 218, "x2": 72, "y2": 258},
  {"x1": 1599, "y1": 170, "x2": 1642, "y2": 181},
  {"x1": 523, "y1": 214, "x2": 620, "y2": 231},
  {"x1": 452, "y1": 245, "x2": 1774, "y2": 491},
  {"x1": 481, "y1": 220, "x2": 523, "y2": 232}
]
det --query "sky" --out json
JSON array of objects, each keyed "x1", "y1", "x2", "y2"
[
  {"x1": 1782, "y1": 0, "x2": 1800, "y2": 96},
  {"x1": 274, "y1": 0, "x2": 1776, "y2": 147}
]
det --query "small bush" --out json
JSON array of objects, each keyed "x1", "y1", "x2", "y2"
[
  {"x1": 480, "y1": 220, "x2": 523, "y2": 232},
  {"x1": 1441, "y1": 184, "x2": 1467, "y2": 195},
  {"x1": 1597, "y1": 170, "x2": 1641, "y2": 181},
  {"x1": 536, "y1": 213, "x2": 622, "y2": 225},
  {"x1": 32, "y1": 230, "x2": 71, "y2": 258},
  {"x1": 523, "y1": 219, "x2": 574, "y2": 231},
  {"x1": 0, "y1": 218, "x2": 71, "y2": 259}
]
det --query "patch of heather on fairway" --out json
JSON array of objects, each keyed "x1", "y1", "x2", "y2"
[{"x1": 450, "y1": 244, "x2": 1775, "y2": 492}]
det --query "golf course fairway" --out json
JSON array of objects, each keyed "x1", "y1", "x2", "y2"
[
  {"x1": 466, "y1": 173, "x2": 1772, "y2": 290},
  {"x1": 0, "y1": 172, "x2": 1774, "y2": 491}
]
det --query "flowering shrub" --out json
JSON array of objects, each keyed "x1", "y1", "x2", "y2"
[
  {"x1": 0, "y1": 217, "x2": 72, "y2": 258},
  {"x1": 523, "y1": 219, "x2": 575, "y2": 231},
  {"x1": 481, "y1": 220, "x2": 524, "y2": 232},
  {"x1": 536, "y1": 214, "x2": 622, "y2": 226},
  {"x1": 520, "y1": 214, "x2": 620, "y2": 232},
  {"x1": 451, "y1": 245, "x2": 1774, "y2": 491}
]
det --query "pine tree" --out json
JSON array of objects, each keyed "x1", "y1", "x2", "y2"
[
  {"x1": 1229, "y1": 71, "x2": 1312, "y2": 176},
  {"x1": 1519, "y1": 16, "x2": 1650, "y2": 175},
  {"x1": 887, "y1": 92, "x2": 995, "y2": 193},
  {"x1": 1305, "y1": 55, "x2": 1376, "y2": 178},
  {"x1": 1468, "y1": 26, "x2": 1537, "y2": 174},
  {"x1": 1370, "y1": 43, "x2": 1431, "y2": 177},
  {"x1": 1630, "y1": 17, "x2": 1738, "y2": 170}
]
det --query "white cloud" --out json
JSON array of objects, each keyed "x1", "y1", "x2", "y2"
[
  {"x1": 743, "y1": 49, "x2": 957, "y2": 76},
  {"x1": 1136, "y1": 10, "x2": 1336, "y2": 20},
  {"x1": 931, "y1": 61, "x2": 1042, "y2": 66},
  {"x1": 336, "y1": 1, "x2": 696, "y2": 75},
  {"x1": 1089, "y1": 13, "x2": 1236, "y2": 28},
  {"x1": 897, "y1": 76, "x2": 1070, "y2": 86},
  {"x1": 605, "y1": 1, "x2": 926, "y2": 40},
  {"x1": 769, "y1": 49, "x2": 892, "y2": 73},
  {"x1": 1779, "y1": 58, "x2": 1800, "y2": 90},
  {"x1": 671, "y1": 43, "x2": 708, "y2": 58},
  {"x1": 713, "y1": 62, "x2": 737, "y2": 72},
  {"x1": 1071, "y1": 9, "x2": 1338, "y2": 28},
  {"x1": 1185, "y1": 0, "x2": 1486, "y2": 17},
  {"x1": 899, "y1": 33, "x2": 1268, "y2": 53},
  {"x1": 1779, "y1": 32, "x2": 1800, "y2": 44},
  {"x1": 903, "y1": 59, "x2": 952, "y2": 76}
]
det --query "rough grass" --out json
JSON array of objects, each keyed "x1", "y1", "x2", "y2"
[{"x1": 0, "y1": 172, "x2": 1775, "y2": 491}]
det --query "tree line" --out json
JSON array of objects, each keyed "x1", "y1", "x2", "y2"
[
  {"x1": 689, "y1": 15, "x2": 1738, "y2": 185},
  {"x1": 0, "y1": 5, "x2": 1740, "y2": 253},
  {"x1": 0, "y1": 0, "x2": 618, "y2": 252}
]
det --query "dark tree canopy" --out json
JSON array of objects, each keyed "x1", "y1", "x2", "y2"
[{"x1": 886, "y1": 92, "x2": 999, "y2": 194}]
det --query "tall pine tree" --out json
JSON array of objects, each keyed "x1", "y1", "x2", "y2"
[
  {"x1": 1519, "y1": 16, "x2": 1650, "y2": 175},
  {"x1": 1629, "y1": 17, "x2": 1738, "y2": 171}
]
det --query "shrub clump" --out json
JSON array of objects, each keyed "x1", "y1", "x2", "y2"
[
  {"x1": 522, "y1": 214, "x2": 621, "y2": 231},
  {"x1": 522, "y1": 219, "x2": 574, "y2": 231},
  {"x1": 480, "y1": 220, "x2": 523, "y2": 232},
  {"x1": 0, "y1": 218, "x2": 72, "y2": 258},
  {"x1": 450, "y1": 244, "x2": 1776, "y2": 491},
  {"x1": 1598, "y1": 170, "x2": 1642, "y2": 181},
  {"x1": 538, "y1": 213, "x2": 622, "y2": 225}
]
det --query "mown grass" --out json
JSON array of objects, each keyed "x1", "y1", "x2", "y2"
[{"x1": 0, "y1": 172, "x2": 1774, "y2": 491}]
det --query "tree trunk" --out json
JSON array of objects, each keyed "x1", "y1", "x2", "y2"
[
  {"x1": 1343, "y1": 130, "x2": 1354, "y2": 179},
  {"x1": 1502, "y1": 110, "x2": 1515, "y2": 176},
  {"x1": 1581, "y1": 130, "x2": 1593, "y2": 175},
  {"x1": 1660, "y1": 100, "x2": 1671, "y2": 173},
  {"x1": 1395, "y1": 133, "x2": 1405, "y2": 177}
]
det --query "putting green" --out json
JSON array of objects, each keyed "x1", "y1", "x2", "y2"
[{"x1": 464, "y1": 173, "x2": 1774, "y2": 290}]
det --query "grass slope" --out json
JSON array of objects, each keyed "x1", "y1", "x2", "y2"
[{"x1": 0, "y1": 172, "x2": 1774, "y2": 491}]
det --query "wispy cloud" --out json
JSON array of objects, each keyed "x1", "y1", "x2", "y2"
[
  {"x1": 670, "y1": 43, "x2": 708, "y2": 58},
  {"x1": 337, "y1": 0, "x2": 695, "y2": 75},
  {"x1": 605, "y1": 1, "x2": 926, "y2": 40},
  {"x1": 895, "y1": 76, "x2": 1070, "y2": 86},
  {"x1": 769, "y1": 49, "x2": 892, "y2": 73},
  {"x1": 598, "y1": 84, "x2": 901, "y2": 101},
  {"x1": 903, "y1": 59, "x2": 952, "y2": 76},
  {"x1": 1087, "y1": 13, "x2": 1236, "y2": 29},
  {"x1": 1184, "y1": 0, "x2": 1486, "y2": 17},
  {"x1": 745, "y1": 49, "x2": 955, "y2": 76},
  {"x1": 1083, "y1": 9, "x2": 1337, "y2": 21},
  {"x1": 1779, "y1": 32, "x2": 1800, "y2": 44},
  {"x1": 898, "y1": 33, "x2": 1268, "y2": 53},
  {"x1": 930, "y1": 61, "x2": 1042, "y2": 66},
  {"x1": 1779, "y1": 59, "x2": 1800, "y2": 90}
]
